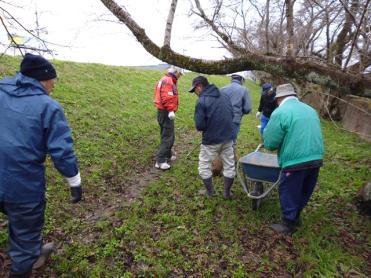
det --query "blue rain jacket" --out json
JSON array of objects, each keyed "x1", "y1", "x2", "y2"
[{"x1": 0, "y1": 73, "x2": 79, "y2": 202}]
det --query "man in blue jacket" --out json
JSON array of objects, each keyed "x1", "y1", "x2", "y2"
[
  {"x1": 189, "y1": 76, "x2": 235, "y2": 198},
  {"x1": 263, "y1": 83, "x2": 324, "y2": 235},
  {"x1": 220, "y1": 72, "x2": 252, "y2": 145},
  {"x1": 0, "y1": 53, "x2": 82, "y2": 277}
]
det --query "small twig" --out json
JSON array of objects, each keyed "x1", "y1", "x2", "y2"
[
  {"x1": 0, "y1": 15, "x2": 24, "y2": 56},
  {"x1": 186, "y1": 143, "x2": 200, "y2": 159}
]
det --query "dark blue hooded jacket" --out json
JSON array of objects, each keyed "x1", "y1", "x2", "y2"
[
  {"x1": 194, "y1": 84, "x2": 234, "y2": 145},
  {"x1": 0, "y1": 73, "x2": 79, "y2": 202}
]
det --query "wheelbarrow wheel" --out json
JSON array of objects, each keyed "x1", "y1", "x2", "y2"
[{"x1": 251, "y1": 182, "x2": 264, "y2": 211}]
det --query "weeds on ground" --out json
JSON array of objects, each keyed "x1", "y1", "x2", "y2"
[{"x1": 0, "y1": 56, "x2": 370, "y2": 277}]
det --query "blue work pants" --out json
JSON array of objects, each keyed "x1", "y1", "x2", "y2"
[
  {"x1": 260, "y1": 114, "x2": 270, "y2": 135},
  {"x1": 0, "y1": 200, "x2": 45, "y2": 273},
  {"x1": 279, "y1": 167, "x2": 320, "y2": 222}
]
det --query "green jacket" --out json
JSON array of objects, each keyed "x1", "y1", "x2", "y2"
[{"x1": 263, "y1": 98, "x2": 324, "y2": 168}]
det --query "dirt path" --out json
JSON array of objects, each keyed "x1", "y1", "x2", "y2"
[{"x1": 82, "y1": 129, "x2": 200, "y2": 225}]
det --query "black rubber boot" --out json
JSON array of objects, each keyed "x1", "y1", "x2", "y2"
[
  {"x1": 270, "y1": 219, "x2": 297, "y2": 235},
  {"x1": 33, "y1": 242, "x2": 55, "y2": 269},
  {"x1": 8, "y1": 270, "x2": 32, "y2": 278},
  {"x1": 202, "y1": 178, "x2": 214, "y2": 197},
  {"x1": 223, "y1": 177, "x2": 234, "y2": 199}
]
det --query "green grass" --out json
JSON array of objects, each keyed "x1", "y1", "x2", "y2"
[{"x1": 0, "y1": 55, "x2": 370, "y2": 277}]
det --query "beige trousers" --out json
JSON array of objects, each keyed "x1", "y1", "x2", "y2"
[{"x1": 198, "y1": 141, "x2": 236, "y2": 179}]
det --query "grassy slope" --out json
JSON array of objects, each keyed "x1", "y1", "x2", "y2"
[{"x1": 0, "y1": 56, "x2": 370, "y2": 277}]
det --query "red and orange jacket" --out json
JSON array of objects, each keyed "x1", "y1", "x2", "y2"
[{"x1": 154, "y1": 73, "x2": 179, "y2": 112}]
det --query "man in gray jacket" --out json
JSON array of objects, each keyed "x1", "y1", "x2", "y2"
[{"x1": 220, "y1": 72, "x2": 252, "y2": 145}]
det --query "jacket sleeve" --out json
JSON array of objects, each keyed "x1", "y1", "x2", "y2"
[
  {"x1": 45, "y1": 105, "x2": 79, "y2": 178},
  {"x1": 263, "y1": 111, "x2": 285, "y2": 151},
  {"x1": 194, "y1": 100, "x2": 207, "y2": 131},
  {"x1": 242, "y1": 89, "x2": 252, "y2": 114},
  {"x1": 160, "y1": 80, "x2": 178, "y2": 112}
]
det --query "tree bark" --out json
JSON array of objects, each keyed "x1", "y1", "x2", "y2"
[
  {"x1": 285, "y1": 0, "x2": 295, "y2": 58},
  {"x1": 265, "y1": 0, "x2": 270, "y2": 53},
  {"x1": 334, "y1": 0, "x2": 359, "y2": 66},
  {"x1": 163, "y1": 0, "x2": 178, "y2": 47}
]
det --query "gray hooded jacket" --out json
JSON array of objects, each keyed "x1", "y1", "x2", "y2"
[{"x1": 220, "y1": 79, "x2": 252, "y2": 123}]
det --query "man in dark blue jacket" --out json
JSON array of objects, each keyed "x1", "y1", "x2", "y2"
[
  {"x1": 0, "y1": 53, "x2": 82, "y2": 277},
  {"x1": 189, "y1": 76, "x2": 235, "y2": 198}
]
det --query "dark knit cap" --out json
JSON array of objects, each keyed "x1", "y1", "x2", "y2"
[{"x1": 20, "y1": 53, "x2": 57, "y2": 81}]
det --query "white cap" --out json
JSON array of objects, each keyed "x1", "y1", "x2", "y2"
[
  {"x1": 168, "y1": 66, "x2": 184, "y2": 75},
  {"x1": 274, "y1": 83, "x2": 297, "y2": 99},
  {"x1": 230, "y1": 71, "x2": 247, "y2": 80}
]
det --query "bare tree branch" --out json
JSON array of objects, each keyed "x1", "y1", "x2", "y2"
[
  {"x1": 0, "y1": 6, "x2": 54, "y2": 53},
  {"x1": 163, "y1": 0, "x2": 178, "y2": 47},
  {"x1": 0, "y1": 14, "x2": 24, "y2": 56},
  {"x1": 192, "y1": 0, "x2": 245, "y2": 54},
  {"x1": 343, "y1": 0, "x2": 370, "y2": 70}
]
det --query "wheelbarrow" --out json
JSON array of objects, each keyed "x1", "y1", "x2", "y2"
[{"x1": 237, "y1": 144, "x2": 282, "y2": 210}]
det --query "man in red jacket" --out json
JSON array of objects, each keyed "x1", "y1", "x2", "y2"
[{"x1": 154, "y1": 66, "x2": 183, "y2": 170}]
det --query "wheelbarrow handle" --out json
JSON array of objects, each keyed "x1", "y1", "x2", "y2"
[{"x1": 254, "y1": 143, "x2": 264, "y2": 152}]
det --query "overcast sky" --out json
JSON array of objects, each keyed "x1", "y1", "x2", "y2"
[{"x1": 1, "y1": 0, "x2": 229, "y2": 66}]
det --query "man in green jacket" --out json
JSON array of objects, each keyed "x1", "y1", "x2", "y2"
[{"x1": 263, "y1": 83, "x2": 324, "y2": 234}]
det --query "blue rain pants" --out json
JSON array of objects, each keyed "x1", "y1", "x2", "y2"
[{"x1": 0, "y1": 200, "x2": 45, "y2": 273}]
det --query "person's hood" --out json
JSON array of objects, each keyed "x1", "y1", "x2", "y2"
[
  {"x1": 201, "y1": 84, "x2": 220, "y2": 98},
  {"x1": 231, "y1": 79, "x2": 243, "y2": 85},
  {"x1": 167, "y1": 72, "x2": 178, "y2": 84},
  {"x1": 0, "y1": 72, "x2": 48, "y2": 97}
]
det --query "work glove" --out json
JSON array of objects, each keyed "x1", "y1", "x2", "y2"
[
  {"x1": 66, "y1": 172, "x2": 82, "y2": 203},
  {"x1": 70, "y1": 186, "x2": 82, "y2": 203},
  {"x1": 256, "y1": 111, "x2": 261, "y2": 119},
  {"x1": 168, "y1": 111, "x2": 176, "y2": 120}
]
